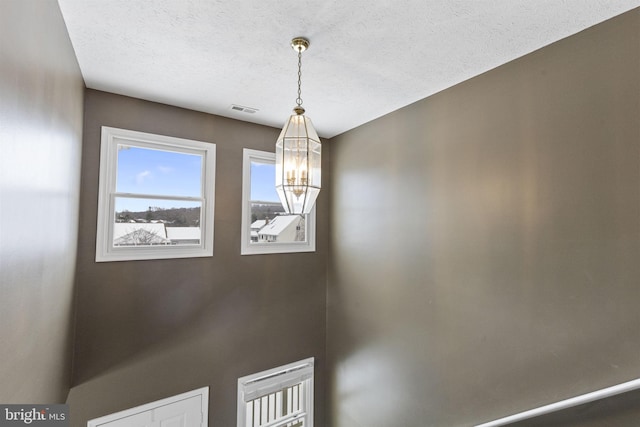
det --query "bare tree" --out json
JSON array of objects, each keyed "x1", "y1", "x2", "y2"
[{"x1": 114, "y1": 228, "x2": 169, "y2": 246}]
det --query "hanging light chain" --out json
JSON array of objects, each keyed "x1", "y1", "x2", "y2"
[{"x1": 296, "y1": 47, "x2": 303, "y2": 107}]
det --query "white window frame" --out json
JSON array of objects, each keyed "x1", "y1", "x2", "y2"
[
  {"x1": 96, "y1": 126, "x2": 216, "y2": 262},
  {"x1": 240, "y1": 149, "x2": 316, "y2": 255},
  {"x1": 237, "y1": 358, "x2": 314, "y2": 427}
]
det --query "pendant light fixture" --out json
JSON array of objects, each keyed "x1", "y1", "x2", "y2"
[{"x1": 275, "y1": 37, "x2": 321, "y2": 215}]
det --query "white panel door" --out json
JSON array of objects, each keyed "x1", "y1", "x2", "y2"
[
  {"x1": 99, "y1": 411, "x2": 153, "y2": 427},
  {"x1": 154, "y1": 396, "x2": 202, "y2": 427},
  {"x1": 89, "y1": 388, "x2": 208, "y2": 427}
]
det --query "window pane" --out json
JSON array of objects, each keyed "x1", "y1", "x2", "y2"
[
  {"x1": 250, "y1": 161, "x2": 279, "y2": 202},
  {"x1": 114, "y1": 197, "x2": 201, "y2": 247},
  {"x1": 116, "y1": 144, "x2": 202, "y2": 197},
  {"x1": 249, "y1": 161, "x2": 306, "y2": 244}
]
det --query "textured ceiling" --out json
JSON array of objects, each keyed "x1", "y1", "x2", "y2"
[{"x1": 57, "y1": 0, "x2": 639, "y2": 138}]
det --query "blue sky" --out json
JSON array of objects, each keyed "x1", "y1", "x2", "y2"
[
  {"x1": 114, "y1": 146, "x2": 280, "y2": 212},
  {"x1": 250, "y1": 162, "x2": 279, "y2": 202}
]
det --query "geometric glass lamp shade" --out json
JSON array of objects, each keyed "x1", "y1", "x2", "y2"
[
  {"x1": 275, "y1": 37, "x2": 321, "y2": 215},
  {"x1": 275, "y1": 108, "x2": 321, "y2": 214}
]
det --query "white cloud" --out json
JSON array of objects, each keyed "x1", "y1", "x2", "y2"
[{"x1": 136, "y1": 170, "x2": 152, "y2": 185}]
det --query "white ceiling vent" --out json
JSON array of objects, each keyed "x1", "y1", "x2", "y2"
[{"x1": 230, "y1": 105, "x2": 258, "y2": 114}]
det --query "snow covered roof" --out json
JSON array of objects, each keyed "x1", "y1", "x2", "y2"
[
  {"x1": 258, "y1": 215, "x2": 301, "y2": 237},
  {"x1": 113, "y1": 223, "x2": 166, "y2": 239},
  {"x1": 166, "y1": 227, "x2": 201, "y2": 241},
  {"x1": 113, "y1": 223, "x2": 169, "y2": 245},
  {"x1": 250, "y1": 220, "x2": 266, "y2": 230}
]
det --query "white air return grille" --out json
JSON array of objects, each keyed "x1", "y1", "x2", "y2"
[{"x1": 231, "y1": 105, "x2": 259, "y2": 114}]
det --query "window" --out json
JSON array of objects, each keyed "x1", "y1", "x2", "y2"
[
  {"x1": 241, "y1": 149, "x2": 315, "y2": 255},
  {"x1": 237, "y1": 358, "x2": 314, "y2": 427},
  {"x1": 96, "y1": 127, "x2": 215, "y2": 262}
]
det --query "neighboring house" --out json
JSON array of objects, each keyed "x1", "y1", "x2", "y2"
[
  {"x1": 250, "y1": 220, "x2": 267, "y2": 242},
  {"x1": 166, "y1": 227, "x2": 201, "y2": 245},
  {"x1": 257, "y1": 215, "x2": 303, "y2": 243}
]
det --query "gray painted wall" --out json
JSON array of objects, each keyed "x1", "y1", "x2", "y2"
[
  {"x1": 0, "y1": 0, "x2": 84, "y2": 403},
  {"x1": 328, "y1": 9, "x2": 639, "y2": 427},
  {"x1": 66, "y1": 90, "x2": 328, "y2": 427}
]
